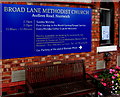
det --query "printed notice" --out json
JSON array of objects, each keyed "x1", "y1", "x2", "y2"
[{"x1": 102, "y1": 26, "x2": 110, "y2": 40}]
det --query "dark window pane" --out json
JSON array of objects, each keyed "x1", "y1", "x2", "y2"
[{"x1": 100, "y1": 2, "x2": 114, "y2": 46}]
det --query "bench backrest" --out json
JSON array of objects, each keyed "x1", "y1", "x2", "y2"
[{"x1": 25, "y1": 60, "x2": 85, "y2": 88}]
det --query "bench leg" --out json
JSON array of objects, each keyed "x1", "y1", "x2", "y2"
[
  {"x1": 25, "y1": 93, "x2": 35, "y2": 97},
  {"x1": 95, "y1": 90, "x2": 98, "y2": 97}
]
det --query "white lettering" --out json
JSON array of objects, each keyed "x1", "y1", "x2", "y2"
[
  {"x1": 27, "y1": 8, "x2": 41, "y2": 13},
  {"x1": 4, "y1": 7, "x2": 25, "y2": 12}
]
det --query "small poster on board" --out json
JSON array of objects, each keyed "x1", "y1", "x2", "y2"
[{"x1": 102, "y1": 26, "x2": 110, "y2": 40}]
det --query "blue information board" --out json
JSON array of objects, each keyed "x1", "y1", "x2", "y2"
[{"x1": 1, "y1": 4, "x2": 91, "y2": 59}]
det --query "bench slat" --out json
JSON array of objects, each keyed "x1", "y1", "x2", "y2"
[{"x1": 34, "y1": 81, "x2": 96, "y2": 97}]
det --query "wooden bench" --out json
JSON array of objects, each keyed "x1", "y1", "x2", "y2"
[{"x1": 25, "y1": 60, "x2": 98, "y2": 97}]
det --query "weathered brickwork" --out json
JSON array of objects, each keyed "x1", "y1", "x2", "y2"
[{"x1": 1, "y1": 1, "x2": 120, "y2": 96}]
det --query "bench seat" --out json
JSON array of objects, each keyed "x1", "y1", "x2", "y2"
[{"x1": 34, "y1": 81, "x2": 96, "y2": 97}]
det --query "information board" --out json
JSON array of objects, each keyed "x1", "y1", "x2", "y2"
[{"x1": 1, "y1": 4, "x2": 91, "y2": 59}]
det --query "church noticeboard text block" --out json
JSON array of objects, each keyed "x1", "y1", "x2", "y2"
[{"x1": 1, "y1": 4, "x2": 91, "y2": 59}]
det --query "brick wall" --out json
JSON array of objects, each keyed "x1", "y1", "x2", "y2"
[{"x1": 1, "y1": 2, "x2": 120, "y2": 96}]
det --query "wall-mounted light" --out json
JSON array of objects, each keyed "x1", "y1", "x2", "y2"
[{"x1": 103, "y1": 52, "x2": 112, "y2": 66}]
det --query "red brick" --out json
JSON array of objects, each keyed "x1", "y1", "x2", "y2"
[
  {"x1": 32, "y1": 58, "x2": 41, "y2": 62},
  {"x1": 8, "y1": 90, "x2": 17, "y2": 95},
  {"x1": 2, "y1": 80, "x2": 11, "y2": 84},
  {"x1": 3, "y1": 68, "x2": 11, "y2": 72},
  {"x1": 40, "y1": 61, "x2": 47, "y2": 64},
  {"x1": 2, "y1": 76, "x2": 11, "y2": 80},
  {"x1": 2, "y1": 60, "x2": 13, "y2": 64},
  {"x1": 2, "y1": 72, "x2": 11, "y2": 76},
  {"x1": 2, "y1": 87, "x2": 10, "y2": 92},
  {"x1": 16, "y1": 2, "x2": 27, "y2": 5},
  {"x1": 18, "y1": 81, "x2": 25, "y2": 85}
]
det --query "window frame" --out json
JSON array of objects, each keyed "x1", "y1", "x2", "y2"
[{"x1": 100, "y1": 3, "x2": 114, "y2": 46}]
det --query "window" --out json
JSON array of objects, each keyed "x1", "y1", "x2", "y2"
[{"x1": 100, "y1": 2, "x2": 114, "y2": 45}]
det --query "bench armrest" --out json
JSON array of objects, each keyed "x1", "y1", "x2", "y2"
[
  {"x1": 86, "y1": 73, "x2": 100, "y2": 84},
  {"x1": 26, "y1": 81, "x2": 34, "y2": 94}
]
